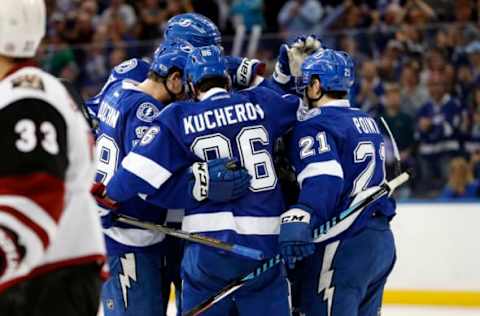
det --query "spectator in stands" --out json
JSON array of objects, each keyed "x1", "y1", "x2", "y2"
[
  {"x1": 231, "y1": 0, "x2": 265, "y2": 32},
  {"x1": 278, "y1": 0, "x2": 323, "y2": 39},
  {"x1": 454, "y1": 63, "x2": 475, "y2": 105},
  {"x1": 162, "y1": 0, "x2": 193, "y2": 22},
  {"x1": 470, "y1": 149, "x2": 480, "y2": 180},
  {"x1": 81, "y1": 24, "x2": 109, "y2": 97},
  {"x1": 416, "y1": 71, "x2": 465, "y2": 193},
  {"x1": 465, "y1": 85, "x2": 480, "y2": 155},
  {"x1": 400, "y1": 62, "x2": 429, "y2": 116},
  {"x1": 350, "y1": 60, "x2": 384, "y2": 110},
  {"x1": 137, "y1": 0, "x2": 163, "y2": 41},
  {"x1": 377, "y1": 82, "x2": 415, "y2": 182},
  {"x1": 191, "y1": 0, "x2": 220, "y2": 27},
  {"x1": 465, "y1": 41, "x2": 480, "y2": 83},
  {"x1": 101, "y1": 0, "x2": 137, "y2": 32},
  {"x1": 439, "y1": 157, "x2": 480, "y2": 199}
]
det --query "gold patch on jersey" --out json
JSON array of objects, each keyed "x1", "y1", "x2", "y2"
[{"x1": 11, "y1": 74, "x2": 45, "y2": 91}]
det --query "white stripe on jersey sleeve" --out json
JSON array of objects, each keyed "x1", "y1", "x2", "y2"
[
  {"x1": 182, "y1": 212, "x2": 280, "y2": 235},
  {"x1": 103, "y1": 226, "x2": 165, "y2": 247},
  {"x1": 121, "y1": 152, "x2": 172, "y2": 189},
  {"x1": 297, "y1": 160, "x2": 344, "y2": 188},
  {"x1": 0, "y1": 196, "x2": 57, "y2": 242},
  {"x1": 0, "y1": 212, "x2": 44, "y2": 280}
]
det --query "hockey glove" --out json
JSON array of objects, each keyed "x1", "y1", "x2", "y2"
[
  {"x1": 90, "y1": 182, "x2": 119, "y2": 210},
  {"x1": 273, "y1": 35, "x2": 323, "y2": 84},
  {"x1": 279, "y1": 205, "x2": 316, "y2": 268},
  {"x1": 191, "y1": 158, "x2": 252, "y2": 202},
  {"x1": 225, "y1": 56, "x2": 266, "y2": 89}
]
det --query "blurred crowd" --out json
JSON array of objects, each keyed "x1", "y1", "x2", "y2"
[{"x1": 39, "y1": 0, "x2": 480, "y2": 199}]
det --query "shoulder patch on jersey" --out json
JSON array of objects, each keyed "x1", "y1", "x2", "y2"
[
  {"x1": 136, "y1": 102, "x2": 160, "y2": 122},
  {"x1": 140, "y1": 126, "x2": 160, "y2": 146},
  {"x1": 114, "y1": 59, "x2": 138, "y2": 74},
  {"x1": 135, "y1": 126, "x2": 150, "y2": 139},
  {"x1": 11, "y1": 74, "x2": 45, "y2": 91}
]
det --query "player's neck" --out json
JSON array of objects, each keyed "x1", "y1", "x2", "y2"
[
  {"x1": 0, "y1": 56, "x2": 15, "y2": 80},
  {"x1": 137, "y1": 79, "x2": 169, "y2": 102},
  {"x1": 312, "y1": 95, "x2": 341, "y2": 108}
]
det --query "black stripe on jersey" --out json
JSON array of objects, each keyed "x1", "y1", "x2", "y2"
[{"x1": 0, "y1": 98, "x2": 68, "y2": 180}]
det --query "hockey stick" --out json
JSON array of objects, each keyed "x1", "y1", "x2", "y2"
[
  {"x1": 59, "y1": 78, "x2": 98, "y2": 130},
  {"x1": 115, "y1": 214, "x2": 264, "y2": 261},
  {"x1": 183, "y1": 171, "x2": 410, "y2": 316},
  {"x1": 380, "y1": 117, "x2": 402, "y2": 177}
]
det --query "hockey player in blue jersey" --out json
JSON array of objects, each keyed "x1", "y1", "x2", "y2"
[
  {"x1": 92, "y1": 42, "x2": 251, "y2": 316},
  {"x1": 278, "y1": 49, "x2": 397, "y2": 316},
  {"x1": 104, "y1": 45, "x2": 305, "y2": 316}
]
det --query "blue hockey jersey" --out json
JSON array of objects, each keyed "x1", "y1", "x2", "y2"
[
  {"x1": 94, "y1": 78, "x2": 171, "y2": 254},
  {"x1": 107, "y1": 86, "x2": 301, "y2": 268},
  {"x1": 288, "y1": 99, "x2": 396, "y2": 241},
  {"x1": 415, "y1": 95, "x2": 465, "y2": 156}
]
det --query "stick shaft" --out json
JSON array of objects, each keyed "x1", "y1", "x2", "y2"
[
  {"x1": 116, "y1": 215, "x2": 264, "y2": 260},
  {"x1": 183, "y1": 172, "x2": 410, "y2": 316}
]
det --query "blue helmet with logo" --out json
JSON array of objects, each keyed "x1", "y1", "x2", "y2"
[
  {"x1": 164, "y1": 13, "x2": 221, "y2": 48},
  {"x1": 150, "y1": 38, "x2": 194, "y2": 77},
  {"x1": 110, "y1": 58, "x2": 150, "y2": 82},
  {"x1": 301, "y1": 49, "x2": 355, "y2": 92},
  {"x1": 185, "y1": 45, "x2": 227, "y2": 85}
]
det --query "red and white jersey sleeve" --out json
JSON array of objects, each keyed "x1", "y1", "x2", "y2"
[{"x1": 0, "y1": 67, "x2": 105, "y2": 291}]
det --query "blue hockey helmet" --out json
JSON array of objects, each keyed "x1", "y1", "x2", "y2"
[
  {"x1": 164, "y1": 13, "x2": 221, "y2": 48},
  {"x1": 150, "y1": 38, "x2": 194, "y2": 77},
  {"x1": 300, "y1": 49, "x2": 355, "y2": 92},
  {"x1": 185, "y1": 45, "x2": 227, "y2": 86},
  {"x1": 110, "y1": 58, "x2": 150, "y2": 82}
]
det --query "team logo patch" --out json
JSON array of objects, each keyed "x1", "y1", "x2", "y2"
[
  {"x1": 179, "y1": 19, "x2": 192, "y2": 27},
  {"x1": 140, "y1": 126, "x2": 160, "y2": 146},
  {"x1": 114, "y1": 59, "x2": 138, "y2": 74},
  {"x1": 158, "y1": 64, "x2": 168, "y2": 74},
  {"x1": 180, "y1": 44, "x2": 193, "y2": 53},
  {"x1": 135, "y1": 126, "x2": 150, "y2": 139},
  {"x1": 136, "y1": 103, "x2": 160, "y2": 122},
  {"x1": 105, "y1": 298, "x2": 114, "y2": 310}
]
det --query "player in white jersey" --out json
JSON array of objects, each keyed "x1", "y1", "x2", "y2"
[{"x1": 0, "y1": 1, "x2": 106, "y2": 315}]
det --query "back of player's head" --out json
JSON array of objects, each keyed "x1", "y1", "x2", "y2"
[
  {"x1": 185, "y1": 45, "x2": 228, "y2": 92},
  {"x1": 164, "y1": 13, "x2": 221, "y2": 48},
  {"x1": 301, "y1": 49, "x2": 355, "y2": 94},
  {"x1": 0, "y1": 0, "x2": 46, "y2": 58},
  {"x1": 150, "y1": 39, "x2": 194, "y2": 80}
]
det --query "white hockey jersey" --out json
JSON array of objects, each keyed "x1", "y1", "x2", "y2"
[{"x1": 0, "y1": 65, "x2": 106, "y2": 292}]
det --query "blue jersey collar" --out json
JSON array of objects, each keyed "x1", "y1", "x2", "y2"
[{"x1": 199, "y1": 88, "x2": 229, "y2": 101}]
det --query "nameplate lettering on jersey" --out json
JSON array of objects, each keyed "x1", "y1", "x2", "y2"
[
  {"x1": 97, "y1": 101, "x2": 120, "y2": 128},
  {"x1": 352, "y1": 117, "x2": 380, "y2": 134},
  {"x1": 183, "y1": 102, "x2": 265, "y2": 135}
]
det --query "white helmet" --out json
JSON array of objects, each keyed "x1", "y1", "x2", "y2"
[{"x1": 0, "y1": 0, "x2": 46, "y2": 58}]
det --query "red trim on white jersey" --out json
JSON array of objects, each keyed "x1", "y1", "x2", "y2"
[
  {"x1": 0, "y1": 206, "x2": 49, "y2": 248},
  {"x1": 0, "y1": 173, "x2": 65, "y2": 222}
]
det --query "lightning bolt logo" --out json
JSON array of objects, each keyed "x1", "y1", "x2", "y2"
[
  {"x1": 318, "y1": 241, "x2": 340, "y2": 316},
  {"x1": 119, "y1": 253, "x2": 137, "y2": 309}
]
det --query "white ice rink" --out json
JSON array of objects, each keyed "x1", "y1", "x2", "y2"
[{"x1": 382, "y1": 306, "x2": 480, "y2": 316}]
